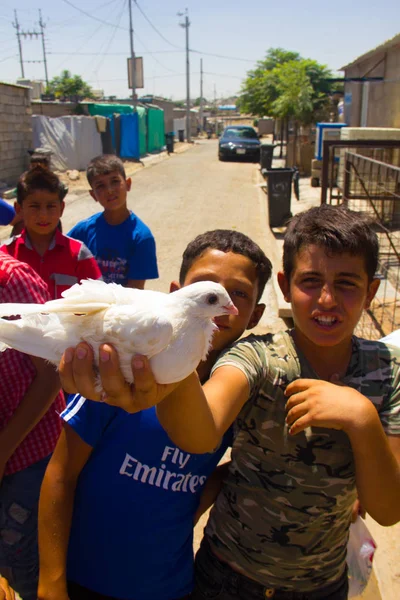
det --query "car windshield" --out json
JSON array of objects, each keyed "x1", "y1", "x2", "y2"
[{"x1": 223, "y1": 128, "x2": 258, "y2": 139}]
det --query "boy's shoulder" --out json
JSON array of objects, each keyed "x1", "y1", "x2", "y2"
[
  {"x1": 352, "y1": 335, "x2": 400, "y2": 377},
  {"x1": 59, "y1": 231, "x2": 95, "y2": 258},
  {"x1": 215, "y1": 329, "x2": 295, "y2": 375},
  {"x1": 70, "y1": 212, "x2": 103, "y2": 232}
]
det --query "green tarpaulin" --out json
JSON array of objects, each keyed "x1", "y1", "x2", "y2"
[
  {"x1": 147, "y1": 107, "x2": 165, "y2": 153},
  {"x1": 137, "y1": 106, "x2": 147, "y2": 157},
  {"x1": 87, "y1": 103, "x2": 133, "y2": 117}
]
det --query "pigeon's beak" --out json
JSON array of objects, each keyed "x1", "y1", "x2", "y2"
[{"x1": 223, "y1": 302, "x2": 239, "y2": 315}]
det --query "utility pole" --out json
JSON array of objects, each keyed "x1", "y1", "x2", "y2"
[
  {"x1": 38, "y1": 10, "x2": 49, "y2": 89},
  {"x1": 13, "y1": 10, "x2": 50, "y2": 87},
  {"x1": 128, "y1": 0, "x2": 137, "y2": 111},
  {"x1": 199, "y1": 58, "x2": 204, "y2": 134},
  {"x1": 12, "y1": 10, "x2": 24, "y2": 78},
  {"x1": 214, "y1": 82, "x2": 217, "y2": 135},
  {"x1": 179, "y1": 9, "x2": 191, "y2": 142}
]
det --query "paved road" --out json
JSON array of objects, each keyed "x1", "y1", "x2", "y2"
[{"x1": 61, "y1": 139, "x2": 282, "y2": 332}]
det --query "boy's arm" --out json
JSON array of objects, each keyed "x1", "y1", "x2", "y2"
[
  {"x1": 0, "y1": 356, "x2": 61, "y2": 480},
  {"x1": 74, "y1": 241, "x2": 102, "y2": 282},
  {"x1": 285, "y1": 379, "x2": 400, "y2": 526},
  {"x1": 58, "y1": 344, "x2": 250, "y2": 453},
  {"x1": 0, "y1": 577, "x2": 15, "y2": 600},
  {"x1": 156, "y1": 366, "x2": 249, "y2": 453},
  {"x1": 126, "y1": 279, "x2": 145, "y2": 290},
  {"x1": 194, "y1": 461, "x2": 230, "y2": 525},
  {"x1": 38, "y1": 423, "x2": 93, "y2": 600}
]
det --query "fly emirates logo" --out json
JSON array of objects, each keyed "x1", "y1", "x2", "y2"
[{"x1": 119, "y1": 446, "x2": 207, "y2": 493}]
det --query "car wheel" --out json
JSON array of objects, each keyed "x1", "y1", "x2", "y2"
[{"x1": 218, "y1": 153, "x2": 226, "y2": 161}]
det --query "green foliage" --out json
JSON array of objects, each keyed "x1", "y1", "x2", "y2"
[
  {"x1": 238, "y1": 48, "x2": 334, "y2": 124},
  {"x1": 193, "y1": 96, "x2": 208, "y2": 106},
  {"x1": 47, "y1": 70, "x2": 94, "y2": 100}
]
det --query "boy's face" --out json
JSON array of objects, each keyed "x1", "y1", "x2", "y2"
[
  {"x1": 173, "y1": 249, "x2": 265, "y2": 354},
  {"x1": 278, "y1": 244, "x2": 380, "y2": 353},
  {"x1": 17, "y1": 190, "x2": 64, "y2": 237},
  {"x1": 89, "y1": 171, "x2": 131, "y2": 212}
]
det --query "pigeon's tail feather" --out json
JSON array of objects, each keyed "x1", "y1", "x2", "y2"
[
  {"x1": 0, "y1": 303, "x2": 49, "y2": 317},
  {"x1": 41, "y1": 300, "x2": 110, "y2": 314},
  {"x1": 0, "y1": 316, "x2": 63, "y2": 364}
]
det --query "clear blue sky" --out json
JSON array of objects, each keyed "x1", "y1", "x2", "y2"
[{"x1": 1, "y1": 0, "x2": 399, "y2": 101}]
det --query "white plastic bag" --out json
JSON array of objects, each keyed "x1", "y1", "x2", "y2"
[{"x1": 347, "y1": 517, "x2": 377, "y2": 597}]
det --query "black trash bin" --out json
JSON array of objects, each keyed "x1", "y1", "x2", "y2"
[
  {"x1": 165, "y1": 132, "x2": 174, "y2": 153},
  {"x1": 265, "y1": 168, "x2": 296, "y2": 227},
  {"x1": 178, "y1": 129, "x2": 185, "y2": 142},
  {"x1": 260, "y1": 144, "x2": 275, "y2": 170}
]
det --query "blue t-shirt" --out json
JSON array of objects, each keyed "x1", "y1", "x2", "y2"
[
  {"x1": 68, "y1": 212, "x2": 158, "y2": 285},
  {"x1": 62, "y1": 395, "x2": 231, "y2": 600},
  {"x1": 0, "y1": 198, "x2": 15, "y2": 226}
]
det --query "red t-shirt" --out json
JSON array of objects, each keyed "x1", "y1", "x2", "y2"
[
  {"x1": 0, "y1": 252, "x2": 65, "y2": 475},
  {"x1": 1, "y1": 228, "x2": 102, "y2": 299}
]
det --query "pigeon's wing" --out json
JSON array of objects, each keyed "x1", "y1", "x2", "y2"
[
  {"x1": 0, "y1": 280, "x2": 142, "y2": 318},
  {"x1": 0, "y1": 313, "x2": 75, "y2": 364},
  {"x1": 104, "y1": 306, "x2": 174, "y2": 357},
  {"x1": 103, "y1": 307, "x2": 174, "y2": 384}
]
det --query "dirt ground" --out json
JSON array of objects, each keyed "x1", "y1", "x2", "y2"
[{"x1": 56, "y1": 141, "x2": 192, "y2": 194}]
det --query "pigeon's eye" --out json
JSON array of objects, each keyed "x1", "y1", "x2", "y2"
[{"x1": 207, "y1": 294, "x2": 219, "y2": 306}]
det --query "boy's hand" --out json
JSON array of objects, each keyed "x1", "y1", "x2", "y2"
[
  {"x1": 351, "y1": 498, "x2": 366, "y2": 523},
  {"x1": 59, "y1": 343, "x2": 180, "y2": 413},
  {"x1": 285, "y1": 379, "x2": 376, "y2": 436},
  {"x1": 0, "y1": 577, "x2": 16, "y2": 600}
]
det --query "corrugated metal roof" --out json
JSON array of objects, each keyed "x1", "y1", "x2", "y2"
[{"x1": 340, "y1": 32, "x2": 400, "y2": 70}]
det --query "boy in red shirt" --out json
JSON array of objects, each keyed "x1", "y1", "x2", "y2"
[
  {"x1": 0, "y1": 252, "x2": 65, "y2": 600},
  {"x1": 0, "y1": 166, "x2": 102, "y2": 299}
]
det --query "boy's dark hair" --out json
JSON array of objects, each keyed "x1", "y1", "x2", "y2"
[
  {"x1": 17, "y1": 164, "x2": 65, "y2": 205},
  {"x1": 179, "y1": 229, "x2": 272, "y2": 302},
  {"x1": 86, "y1": 155, "x2": 126, "y2": 186},
  {"x1": 283, "y1": 204, "x2": 379, "y2": 281}
]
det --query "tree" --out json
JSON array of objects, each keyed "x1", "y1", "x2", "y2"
[
  {"x1": 47, "y1": 70, "x2": 94, "y2": 100},
  {"x1": 237, "y1": 48, "x2": 300, "y2": 116},
  {"x1": 238, "y1": 48, "x2": 333, "y2": 122},
  {"x1": 193, "y1": 96, "x2": 208, "y2": 107}
]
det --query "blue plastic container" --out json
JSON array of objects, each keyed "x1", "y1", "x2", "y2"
[{"x1": 315, "y1": 122, "x2": 347, "y2": 160}]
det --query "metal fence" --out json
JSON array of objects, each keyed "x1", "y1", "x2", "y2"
[{"x1": 341, "y1": 151, "x2": 400, "y2": 339}]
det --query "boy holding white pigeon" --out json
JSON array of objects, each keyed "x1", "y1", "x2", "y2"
[
  {"x1": 63, "y1": 205, "x2": 400, "y2": 599},
  {"x1": 37, "y1": 230, "x2": 271, "y2": 600}
]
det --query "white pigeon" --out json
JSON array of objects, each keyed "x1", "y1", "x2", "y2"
[{"x1": 0, "y1": 279, "x2": 238, "y2": 390}]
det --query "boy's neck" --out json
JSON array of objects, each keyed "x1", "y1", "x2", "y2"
[
  {"x1": 103, "y1": 206, "x2": 130, "y2": 226},
  {"x1": 26, "y1": 229, "x2": 56, "y2": 257},
  {"x1": 292, "y1": 329, "x2": 353, "y2": 381}
]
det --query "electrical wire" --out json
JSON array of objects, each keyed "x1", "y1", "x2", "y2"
[
  {"x1": 88, "y1": 0, "x2": 127, "y2": 74},
  {"x1": 133, "y1": 1, "x2": 256, "y2": 64},
  {"x1": 49, "y1": 50, "x2": 183, "y2": 56},
  {"x1": 51, "y1": 21, "x2": 106, "y2": 72},
  {"x1": 191, "y1": 49, "x2": 256, "y2": 63},
  {"x1": 135, "y1": 30, "x2": 182, "y2": 74},
  {"x1": 134, "y1": 1, "x2": 182, "y2": 50},
  {"x1": 0, "y1": 53, "x2": 17, "y2": 63},
  {"x1": 60, "y1": 0, "x2": 128, "y2": 30}
]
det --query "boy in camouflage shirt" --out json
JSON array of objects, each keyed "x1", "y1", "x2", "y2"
[{"x1": 58, "y1": 205, "x2": 400, "y2": 599}]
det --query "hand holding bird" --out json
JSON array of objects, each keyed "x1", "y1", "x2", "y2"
[{"x1": 0, "y1": 279, "x2": 237, "y2": 395}]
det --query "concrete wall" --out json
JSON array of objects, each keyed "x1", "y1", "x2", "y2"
[
  {"x1": 0, "y1": 82, "x2": 32, "y2": 186},
  {"x1": 31, "y1": 101, "x2": 78, "y2": 118},
  {"x1": 344, "y1": 46, "x2": 400, "y2": 128}
]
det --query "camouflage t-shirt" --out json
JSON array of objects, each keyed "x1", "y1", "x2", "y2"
[{"x1": 205, "y1": 330, "x2": 400, "y2": 592}]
